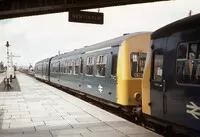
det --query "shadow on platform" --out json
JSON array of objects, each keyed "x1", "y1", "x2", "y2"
[{"x1": 0, "y1": 77, "x2": 21, "y2": 92}]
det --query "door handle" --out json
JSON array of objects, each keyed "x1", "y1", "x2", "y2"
[
  {"x1": 163, "y1": 80, "x2": 166, "y2": 93},
  {"x1": 163, "y1": 94, "x2": 167, "y2": 114}
]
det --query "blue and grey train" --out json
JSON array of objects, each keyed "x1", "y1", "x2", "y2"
[{"x1": 35, "y1": 13, "x2": 200, "y2": 136}]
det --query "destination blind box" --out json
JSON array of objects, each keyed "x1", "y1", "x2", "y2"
[{"x1": 68, "y1": 11, "x2": 104, "y2": 25}]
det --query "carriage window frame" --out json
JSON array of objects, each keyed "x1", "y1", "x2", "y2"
[
  {"x1": 86, "y1": 56, "x2": 94, "y2": 76},
  {"x1": 80, "y1": 58, "x2": 84, "y2": 74},
  {"x1": 50, "y1": 63, "x2": 53, "y2": 73},
  {"x1": 74, "y1": 58, "x2": 80, "y2": 75},
  {"x1": 177, "y1": 43, "x2": 188, "y2": 59},
  {"x1": 63, "y1": 60, "x2": 67, "y2": 74},
  {"x1": 56, "y1": 61, "x2": 60, "y2": 73},
  {"x1": 60, "y1": 61, "x2": 64, "y2": 74},
  {"x1": 52, "y1": 62, "x2": 57, "y2": 73},
  {"x1": 176, "y1": 42, "x2": 200, "y2": 86},
  {"x1": 96, "y1": 54, "x2": 107, "y2": 77},
  {"x1": 111, "y1": 54, "x2": 118, "y2": 76},
  {"x1": 151, "y1": 49, "x2": 164, "y2": 82},
  {"x1": 45, "y1": 63, "x2": 47, "y2": 72},
  {"x1": 67, "y1": 60, "x2": 73, "y2": 75}
]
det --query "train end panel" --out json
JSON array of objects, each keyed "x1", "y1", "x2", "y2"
[
  {"x1": 116, "y1": 32, "x2": 151, "y2": 106},
  {"x1": 141, "y1": 40, "x2": 152, "y2": 115}
]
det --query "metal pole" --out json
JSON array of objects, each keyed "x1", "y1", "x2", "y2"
[
  {"x1": 5, "y1": 41, "x2": 11, "y2": 91},
  {"x1": 7, "y1": 45, "x2": 9, "y2": 78},
  {"x1": 10, "y1": 52, "x2": 13, "y2": 68}
]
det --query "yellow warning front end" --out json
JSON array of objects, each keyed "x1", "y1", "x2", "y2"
[{"x1": 116, "y1": 33, "x2": 151, "y2": 106}]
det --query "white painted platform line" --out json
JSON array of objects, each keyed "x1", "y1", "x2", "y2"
[{"x1": 0, "y1": 72, "x2": 162, "y2": 137}]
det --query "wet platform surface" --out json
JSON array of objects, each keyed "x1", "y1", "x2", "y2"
[{"x1": 0, "y1": 72, "x2": 162, "y2": 137}]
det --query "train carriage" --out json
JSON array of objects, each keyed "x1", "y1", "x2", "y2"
[
  {"x1": 35, "y1": 58, "x2": 50, "y2": 81},
  {"x1": 48, "y1": 32, "x2": 151, "y2": 108},
  {"x1": 142, "y1": 13, "x2": 200, "y2": 136}
]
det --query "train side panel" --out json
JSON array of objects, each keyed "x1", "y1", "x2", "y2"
[{"x1": 142, "y1": 14, "x2": 200, "y2": 135}]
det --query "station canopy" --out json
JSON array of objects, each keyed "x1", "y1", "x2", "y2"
[{"x1": 0, "y1": 0, "x2": 166, "y2": 20}]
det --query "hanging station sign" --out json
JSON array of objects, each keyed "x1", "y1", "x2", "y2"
[{"x1": 68, "y1": 11, "x2": 104, "y2": 25}]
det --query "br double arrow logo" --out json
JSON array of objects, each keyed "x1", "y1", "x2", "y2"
[
  {"x1": 98, "y1": 84, "x2": 103, "y2": 93},
  {"x1": 186, "y1": 101, "x2": 200, "y2": 120}
]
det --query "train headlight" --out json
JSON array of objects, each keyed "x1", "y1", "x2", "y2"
[{"x1": 134, "y1": 92, "x2": 141, "y2": 102}]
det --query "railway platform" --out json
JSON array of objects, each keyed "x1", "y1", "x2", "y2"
[{"x1": 0, "y1": 72, "x2": 162, "y2": 137}]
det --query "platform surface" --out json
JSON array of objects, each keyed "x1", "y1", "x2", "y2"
[{"x1": 0, "y1": 72, "x2": 162, "y2": 137}]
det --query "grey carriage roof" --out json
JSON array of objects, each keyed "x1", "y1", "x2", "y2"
[
  {"x1": 35, "y1": 58, "x2": 50, "y2": 65},
  {"x1": 151, "y1": 13, "x2": 200, "y2": 39},
  {"x1": 51, "y1": 32, "x2": 150, "y2": 61}
]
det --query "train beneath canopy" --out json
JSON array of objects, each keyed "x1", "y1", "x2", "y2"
[
  {"x1": 35, "y1": 13, "x2": 200, "y2": 136},
  {"x1": 35, "y1": 32, "x2": 151, "y2": 109}
]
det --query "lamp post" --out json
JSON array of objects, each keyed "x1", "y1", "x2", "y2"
[
  {"x1": 5, "y1": 41, "x2": 11, "y2": 90},
  {"x1": 5, "y1": 41, "x2": 10, "y2": 79}
]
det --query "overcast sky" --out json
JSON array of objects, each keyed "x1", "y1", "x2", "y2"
[{"x1": 0, "y1": 0, "x2": 200, "y2": 67}]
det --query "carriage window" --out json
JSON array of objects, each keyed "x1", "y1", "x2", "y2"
[
  {"x1": 60, "y1": 61, "x2": 64, "y2": 73},
  {"x1": 64, "y1": 61, "x2": 67, "y2": 74},
  {"x1": 45, "y1": 64, "x2": 47, "y2": 71},
  {"x1": 177, "y1": 43, "x2": 200, "y2": 84},
  {"x1": 42, "y1": 64, "x2": 44, "y2": 73},
  {"x1": 111, "y1": 54, "x2": 118, "y2": 76},
  {"x1": 178, "y1": 44, "x2": 188, "y2": 59},
  {"x1": 67, "y1": 60, "x2": 73, "y2": 74},
  {"x1": 131, "y1": 53, "x2": 146, "y2": 78},
  {"x1": 52, "y1": 63, "x2": 57, "y2": 73},
  {"x1": 152, "y1": 50, "x2": 163, "y2": 81},
  {"x1": 96, "y1": 55, "x2": 107, "y2": 77},
  {"x1": 57, "y1": 62, "x2": 60, "y2": 73},
  {"x1": 80, "y1": 58, "x2": 84, "y2": 74},
  {"x1": 50, "y1": 64, "x2": 53, "y2": 72},
  {"x1": 38, "y1": 65, "x2": 42, "y2": 72},
  {"x1": 74, "y1": 59, "x2": 79, "y2": 75},
  {"x1": 86, "y1": 57, "x2": 94, "y2": 76}
]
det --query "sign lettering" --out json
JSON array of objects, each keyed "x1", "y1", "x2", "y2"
[{"x1": 69, "y1": 11, "x2": 104, "y2": 25}]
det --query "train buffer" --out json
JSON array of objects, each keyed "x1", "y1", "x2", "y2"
[{"x1": 0, "y1": 72, "x2": 162, "y2": 137}]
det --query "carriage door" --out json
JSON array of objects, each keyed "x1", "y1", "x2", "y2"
[
  {"x1": 79, "y1": 55, "x2": 84, "y2": 91},
  {"x1": 150, "y1": 39, "x2": 167, "y2": 119},
  {"x1": 106, "y1": 47, "x2": 118, "y2": 103},
  {"x1": 57, "y1": 61, "x2": 61, "y2": 83}
]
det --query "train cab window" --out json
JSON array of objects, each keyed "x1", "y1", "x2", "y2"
[
  {"x1": 177, "y1": 43, "x2": 200, "y2": 84},
  {"x1": 67, "y1": 60, "x2": 73, "y2": 74},
  {"x1": 111, "y1": 54, "x2": 118, "y2": 76},
  {"x1": 86, "y1": 57, "x2": 94, "y2": 76},
  {"x1": 152, "y1": 50, "x2": 163, "y2": 81},
  {"x1": 74, "y1": 59, "x2": 79, "y2": 75},
  {"x1": 131, "y1": 53, "x2": 146, "y2": 78},
  {"x1": 96, "y1": 55, "x2": 107, "y2": 77},
  {"x1": 80, "y1": 58, "x2": 84, "y2": 74}
]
